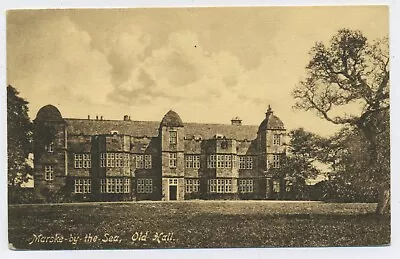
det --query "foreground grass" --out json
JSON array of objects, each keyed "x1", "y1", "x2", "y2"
[{"x1": 8, "y1": 201, "x2": 390, "y2": 250}]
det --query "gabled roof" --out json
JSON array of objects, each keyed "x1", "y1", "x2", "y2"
[{"x1": 65, "y1": 119, "x2": 259, "y2": 141}]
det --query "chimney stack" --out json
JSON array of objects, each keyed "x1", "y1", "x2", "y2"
[
  {"x1": 88, "y1": 115, "x2": 90, "y2": 120},
  {"x1": 96, "y1": 115, "x2": 99, "y2": 120},
  {"x1": 123, "y1": 115, "x2": 130, "y2": 121},
  {"x1": 100, "y1": 116, "x2": 103, "y2": 120}
]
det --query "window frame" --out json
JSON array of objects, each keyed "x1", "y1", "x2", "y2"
[
  {"x1": 169, "y1": 178, "x2": 178, "y2": 185},
  {"x1": 144, "y1": 155, "x2": 152, "y2": 169},
  {"x1": 100, "y1": 153, "x2": 106, "y2": 168},
  {"x1": 246, "y1": 156, "x2": 253, "y2": 169},
  {"x1": 239, "y1": 179, "x2": 254, "y2": 193},
  {"x1": 185, "y1": 155, "x2": 193, "y2": 168},
  {"x1": 137, "y1": 178, "x2": 153, "y2": 194},
  {"x1": 136, "y1": 154, "x2": 144, "y2": 169},
  {"x1": 45, "y1": 142, "x2": 54, "y2": 153},
  {"x1": 239, "y1": 156, "x2": 246, "y2": 169},
  {"x1": 169, "y1": 131, "x2": 177, "y2": 144},
  {"x1": 273, "y1": 180, "x2": 280, "y2": 193},
  {"x1": 193, "y1": 155, "x2": 200, "y2": 169},
  {"x1": 74, "y1": 178, "x2": 91, "y2": 194},
  {"x1": 273, "y1": 134, "x2": 281, "y2": 145},
  {"x1": 207, "y1": 155, "x2": 216, "y2": 168},
  {"x1": 100, "y1": 179, "x2": 106, "y2": 193},
  {"x1": 169, "y1": 153, "x2": 177, "y2": 168},
  {"x1": 124, "y1": 178, "x2": 130, "y2": 193},
  {"x1": 273, "y1": 154, "x2": 280, "y2": 168},
  {"x1": 208, "y1": 179, "x2": 233, "y2": 193},
  {"x1": 44, "y1": 165, "x2": 54, "y2": 181}
]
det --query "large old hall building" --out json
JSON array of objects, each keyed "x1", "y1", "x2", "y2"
[{"x1": 33, "y1": 104, "x2": 288, "y2": 202}]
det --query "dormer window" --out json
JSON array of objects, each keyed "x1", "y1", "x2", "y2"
[
  {"x1": 110, "y1": 130, "x2": 119, "y2": 135},
  {"x1": 214, "y1": 133, "x2": 224, "y2": 139}
]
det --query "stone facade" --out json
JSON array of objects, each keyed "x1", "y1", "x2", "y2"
[{"x1": 33, "y1": 105, "x2": 288, "y2": 202}]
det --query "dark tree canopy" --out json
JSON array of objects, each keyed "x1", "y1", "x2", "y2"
[
  {"x1": 7, "y1": 85, "x2": 32, "y2": 187},
  {"x1": 293, "y1": 29, "x2": 389, "y2": 141},
  {"x1": 271, "y1": 128, "x2": 324, "y2": 199},
  {"x1": 289, "y1": 128, "x2": 327, "y2": 161},
  {"x1": 316, "y1": 123, "x2": 389, "y2": 202},
  {"x1": 293, "y1": 29, "x2": 390, "y2": 213}
]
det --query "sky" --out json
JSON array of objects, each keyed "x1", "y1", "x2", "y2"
[{"x1": 6, "y1": 6, "x2": 388, "y2": 137}]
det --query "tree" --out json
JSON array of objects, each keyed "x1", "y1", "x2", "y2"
[
  {"x1": 289, "y1": 128, "x2": 327, "y2": 160},
  {"x1": 318, "y1": 126, "x2": 388, "y2": 202},
  {"x1": 271, "y1": 128, "x2": 323, "y2": 200},
  {"x1": 292, "y1": 29, "x2": 390, "y2": 213},
  {"x1": 7, "y1": 85, "x2": 33, "y2": 202}
]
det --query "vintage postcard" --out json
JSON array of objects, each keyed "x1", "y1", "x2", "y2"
[{"x1": 6, "y1": 6, "x2": 390, "y2": 250}]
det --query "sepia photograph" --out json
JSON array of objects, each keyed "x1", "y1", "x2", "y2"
[{"x1": 6, "y1": 5, "x2": 391, "y2": 250}]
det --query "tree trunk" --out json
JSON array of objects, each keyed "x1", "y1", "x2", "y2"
[
  {"x1": 358, "y1": 127, "x2": 389, "y2": 216},
  {"x1": 375, "y1": 183, "x2": 390, "y2": 215}
]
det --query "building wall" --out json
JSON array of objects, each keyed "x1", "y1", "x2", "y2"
[
  {"x1": 33, "y1": 109, "x2": 289, "y2": 202},
  {"x1": 33, "y1": 120, "x2": 67, "y2": 201}
]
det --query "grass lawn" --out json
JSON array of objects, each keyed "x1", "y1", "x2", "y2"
[{"x1": 8, "y1": 201, "x2": 390, "y2": 250}]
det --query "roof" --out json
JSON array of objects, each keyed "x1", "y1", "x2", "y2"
[
  {"x1": 66, "y1": 119, "x2": 159, "y2": 137},
  {"x1": 35, "y1": 105, "x2": 63, "y2": 121},
  {"x1": 258, "y1": 114, "x2": 285, "y2": 131},
  {"x1": 184, "y1": 122, "x2": 257, "y2": 140},
  {"x1": 258, "y1": 106, "x2": 285, "y2": 131},
  {"x1": 160, "y1": 110, "x2": 184, "y2": 127},
  {"x1": 65, "y1": 119, "x2": 259, "y2": 140}
]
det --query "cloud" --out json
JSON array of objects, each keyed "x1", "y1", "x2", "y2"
[
  {"x1": 7, "y1": 7, "x2": 388, "y2": 136},
  {"x1": 7, "y1": 15, "x2": 113, "y2": 117},
  {"x1": 108, "y1": 68, "x2": 183, "y2": 105},
  {"x1": 85, "y1": 28, "x2": 345, "y2": 135},
  {"x1": 107, "y1": 31, "x2": 244, "y2": 106},
  {"x1": 103, "y1": 25, "x2": 151, "y2": 87}
]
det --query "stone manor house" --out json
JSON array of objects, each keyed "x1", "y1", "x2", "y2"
[{"x1": 33, "y1": 104, "x2": 288, "y2": 202}]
